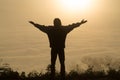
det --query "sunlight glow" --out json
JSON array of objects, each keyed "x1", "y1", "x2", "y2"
[{"x1": 60, "y1": 0, "x2": 92, "y2": 11}]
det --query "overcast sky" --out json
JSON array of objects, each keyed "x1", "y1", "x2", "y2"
[{"x1": 0, "y1": 0, "x2": 120, "y2": 73}]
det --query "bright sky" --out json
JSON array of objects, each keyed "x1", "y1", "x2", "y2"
[
  {"x1": 0, "y1": 0, "x2": 120, "y2": 31},
  {"x1": 0, "y1": 0, "x2": 120, "y2": 26},
  {"x1": 0, "y1": 0, "x2": 120, "y2": 72}
]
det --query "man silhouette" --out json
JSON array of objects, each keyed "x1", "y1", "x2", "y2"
[{"x1": 29, "y1": 18, "x2": 87, "y2": 80}]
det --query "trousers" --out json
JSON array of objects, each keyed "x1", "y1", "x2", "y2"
[{"x1": 50, "y1": 48, "x2": 65, "y2": 80}]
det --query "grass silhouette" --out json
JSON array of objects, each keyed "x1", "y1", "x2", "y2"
[{"x1": 0, "y1": 63, "x2": 120, "y2": 80}]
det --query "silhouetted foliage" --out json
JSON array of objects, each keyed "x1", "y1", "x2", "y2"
[
  {"x1": 0, "y1": 63, "x2": 120, "y2": 80},
  {"x1": 1, "y1": 57, "x2": 120, "y2": 80}
]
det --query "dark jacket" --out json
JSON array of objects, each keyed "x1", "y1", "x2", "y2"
[{"x1": 33, "y1": 23, "x2": 81, "y2": 48}]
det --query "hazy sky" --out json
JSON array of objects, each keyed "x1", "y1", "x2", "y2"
[{"x1": 0, "y1": 0, "x2": 120, "y2": 73}]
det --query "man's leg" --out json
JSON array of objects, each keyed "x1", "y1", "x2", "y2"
[
  {"x1": 51, "y1": 48, "x2": 57, "y2": 80},
  {"x1": 58, "y1": 48, "x2": 65, "y2": 80}
]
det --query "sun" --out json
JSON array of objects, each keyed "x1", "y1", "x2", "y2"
[{"x1": 59, "y1": 0, "x2": 92, "y2": 11}]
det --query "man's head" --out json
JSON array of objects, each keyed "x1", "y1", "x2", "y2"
[{"x1": 53, "y1": 18, "x2": 62, "y2": 27}]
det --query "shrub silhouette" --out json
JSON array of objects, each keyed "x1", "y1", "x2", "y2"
[
  {"x1": 1, "y1": 64, "x2": 120, "y2": 80},
  {"x1": 0, "y1": 58, "x2": 120, "y2": 80}
]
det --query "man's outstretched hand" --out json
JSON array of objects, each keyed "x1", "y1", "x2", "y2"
[
  {"x1": 80, "y1": 19, "x2": 87, "y2": 24},
  {"x1": 29, "y1": 21, "x2": 35, "y2": 25}
]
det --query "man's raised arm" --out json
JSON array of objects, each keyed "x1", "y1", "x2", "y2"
[
  {"x1": 69, "y1": 19, "x2": 87, "y2": 28},
  {"x1": 29, "y1": 21, "x2": 48, "y2": 33},
  {"x1": 64, "y1": 19, "x2": 87, "y2": 33}
]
